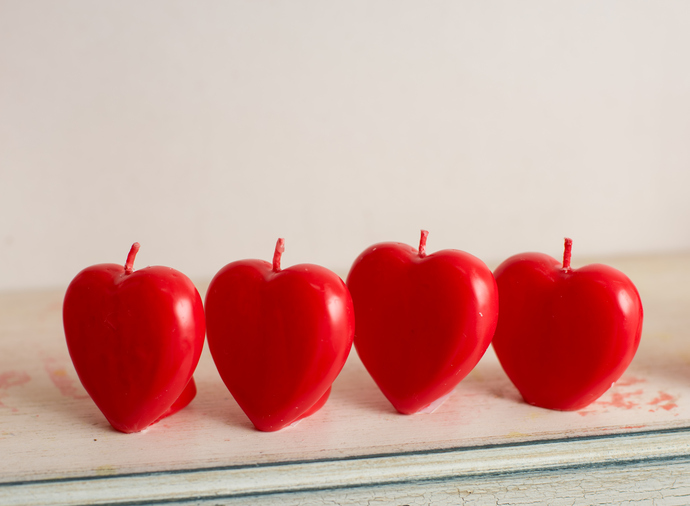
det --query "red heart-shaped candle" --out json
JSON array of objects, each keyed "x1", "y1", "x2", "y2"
[
  {"x1": 205, "y1": 239, "x2": 354, "y2": 432},
  {"x1": 492, "y1": 238, "x2": 644, "y2": 410},
  {"x1": 63, "y1": 243, "x2": 206, "y2": 433},
  {"x1": 346, "y1": 231, "x2": 499, "y2": 414}
]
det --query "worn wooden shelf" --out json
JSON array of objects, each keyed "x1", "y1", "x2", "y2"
[{"x1": 1, "y1": 254, "x2": 690, "y2": 505}]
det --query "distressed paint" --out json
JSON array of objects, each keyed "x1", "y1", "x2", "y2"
[
  {"x1": 0, "y1": 254, "x2": 690, "y2": 504},
  {"x1": 42, "y1": 357, "x2": 89, "y2": 400}
]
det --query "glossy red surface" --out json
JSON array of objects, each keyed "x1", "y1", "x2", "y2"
[
  {"x1": 62, "y1": 244, "x2": 206, "y2": 433},
  {"x1": 492, "y1": 241, "x2": 644, "y2": 411},
  {"x1": 346, "y1": 231, "x2": 499, "y2": 414},
  {"x1": 205, "y1": 240, "x2": 354, "y2": 432}
]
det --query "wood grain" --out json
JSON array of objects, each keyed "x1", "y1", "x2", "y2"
[{"x1": 1, "y1": 254, "x2": 689, "y2": 504}]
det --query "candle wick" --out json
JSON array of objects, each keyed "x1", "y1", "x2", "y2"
[
  {"x1": 273, "y1": 238, "x2": 285, "y2": 272},
  {"x1": 124, "y1": 242, "x2": 141, "y2": 275},
  {"x1": 562, "y1": 237, "x2": 573, "y2": 271},
  {"x1": 419, "y1": 229, "x2": 429, "y2": 258}
]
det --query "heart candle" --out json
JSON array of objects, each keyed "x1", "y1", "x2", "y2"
[
  {"x1": 346, "y1": 230, "x2": 499, "y2": 414},
  {"x1": 492, "y1": 238, "x2": 644, "y2": 410},
  {"x1": 63, "y1": 243, "x2": 206, "y2": 433},
  {"x1": 205, "y1": 239, "x2": 354, "y2": 431}
]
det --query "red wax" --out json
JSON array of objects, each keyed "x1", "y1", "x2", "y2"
[
  {"x1": 346, "y1": 230, "x2": 499, "y2": 414},
  {"x1": 205, "y1": 239, "x2": 354, "y2": 432},
  {"x1": 63, "y1": 243, "x2": 206, "y2": 433},
  {"x1": 492, "y1": 238, "x2": 644, "y2": 410}
]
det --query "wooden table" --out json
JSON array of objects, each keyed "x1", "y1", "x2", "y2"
[{"x1": 2, "y1": 254, "x2": 690, "y2": 505}]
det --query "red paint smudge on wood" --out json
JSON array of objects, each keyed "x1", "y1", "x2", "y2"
[
  {"x1": 0, "y1": 371, "x2": 31, "y2": 409},
  {"x1": 616, "y1": 376, "x2": 646, "y2": 387},
  {"x1": 647, "y1": 391, "x2": 678, "y2": 412},
  {"x1": 0, "y1": 371, "x2": 30, "y2": 389},
  {"x1": 649, "y1": 392, "x2": 675, "y2": 405},
  {"x1": 598, "y1": 390, "x2": 643, "y2": 410},
  {"x1": 43, "y1": 358, "x2": 89, "y2": 399}
]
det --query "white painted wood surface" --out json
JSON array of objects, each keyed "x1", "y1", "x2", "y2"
[{"x1": 1, "y1": 254, "x2": 689, "y2": 505}]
